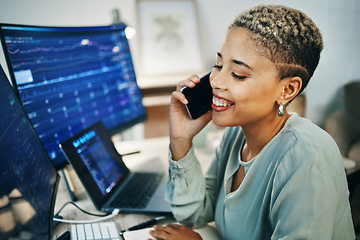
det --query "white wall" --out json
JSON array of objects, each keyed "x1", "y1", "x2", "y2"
[{"x1": 0, "y1": 0, "x2": 359, "y2": 127}]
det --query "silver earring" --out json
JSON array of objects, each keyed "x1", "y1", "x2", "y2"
[{"x1": 278, "y1": 103, "x2": 284, "y2": 117}]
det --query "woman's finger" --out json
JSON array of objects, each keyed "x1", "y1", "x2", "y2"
[
  {"x1": 176, "y1": 75, "x2": 200, "y2": 92},
  {"x1": 167, "y1": 224, "x2": 182, "y2": 229},
  {"x1": 171, "y1": 90, "x2": 188, "y2": 105},
  {"x1": 150, "y1": 225, "x2": 171, "y2": 239},
  {"x1": 149, "y1": 229, "x2": 168, "y2": 239}
]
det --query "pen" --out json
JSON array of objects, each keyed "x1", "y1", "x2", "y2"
[
  {"x1": 121, "y1": 216, "x2": 166, "y2": 232},
  {"x1": 121, "y1": 150, "x2": 141, "y2": 156}
]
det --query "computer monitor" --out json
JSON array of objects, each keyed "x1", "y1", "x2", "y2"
[
  {"x1": 0, "y1": 65, "x2": 59, "y2": 240},
  {"x1": 0, "y1": 23, "x2": 147, "y2": 169}
]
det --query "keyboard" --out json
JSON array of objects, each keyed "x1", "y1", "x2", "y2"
[
  {"x1": 70, "y1": 221, "x2": 120, "y2": 240},
  {"x1": 110, "y1": 172, "x2": 162, "y2": 209}
]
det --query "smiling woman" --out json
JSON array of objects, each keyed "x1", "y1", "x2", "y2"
[
  {"x1": 150, "y1": 4, "x2": 355, "y2": 240},
  {"x1": 210, "y1": 27, "x2": 284, "y2": 130}
]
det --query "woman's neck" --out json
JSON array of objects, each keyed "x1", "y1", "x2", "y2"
[{"x1": 241, "y1": 112, "x2": 291, "y2": 162}]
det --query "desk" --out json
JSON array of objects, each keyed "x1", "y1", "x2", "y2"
[{"x1": 52, "y1": 132, "x2": 223, "y2": 239}]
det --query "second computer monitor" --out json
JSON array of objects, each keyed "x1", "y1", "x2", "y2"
[{"x1": 0, "y1": 23, "x2": 147, "y2": 169}]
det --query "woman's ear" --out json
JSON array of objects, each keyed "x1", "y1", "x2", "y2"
[{"x1": 278, "y1": 76, "x2": 302, "y2": 105}]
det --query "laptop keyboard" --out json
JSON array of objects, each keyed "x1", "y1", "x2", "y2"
[
  {"x1": 70, "y1": 221, "x2": 120, "y2": 240},
  {"x1": 111, "y1": 172, "x2": 163, "y2": 209}
]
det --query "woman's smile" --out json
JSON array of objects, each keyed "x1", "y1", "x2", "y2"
[{"x1": 212, "y1": 94, "x2": 234, "y2": 112}]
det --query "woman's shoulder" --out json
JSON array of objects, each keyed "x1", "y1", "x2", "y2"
[
  {"x1": 283, "y1": 114, "x2": 338, "y2": 149},
  {"x1": 275, "y1": 114, "x2": 343, "y2": 168}
]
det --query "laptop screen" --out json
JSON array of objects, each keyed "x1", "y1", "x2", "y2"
[
  {"x1": 0, "y1": 65, "x2": 59, "y2": 240},
  {"x1": 60, "y1": 122, "x2": 129, "y2": 209}
]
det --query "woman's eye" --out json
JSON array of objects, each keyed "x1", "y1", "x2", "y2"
[
  {"x1": 213, "y1": 65, "x2": 222, "y2": 70},
  {"x1": 232, "y1": 73, "x2": 246, "y2": 80}
]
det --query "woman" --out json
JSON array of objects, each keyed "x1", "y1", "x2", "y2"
[{"x1": 150, "y1": 4, "x2": 355, "y2": 240}]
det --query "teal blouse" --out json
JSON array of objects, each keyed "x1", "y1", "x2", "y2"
[{"x1": 166, "y1": 114, "x2": 355, "y2": 239}]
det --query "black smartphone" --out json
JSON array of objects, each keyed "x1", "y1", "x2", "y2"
[{"x1": 181, "y1": 72, "x2": 213, "y2": 119}]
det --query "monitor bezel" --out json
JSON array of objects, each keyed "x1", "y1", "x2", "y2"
[{"x1": 49, "y1": 173, "x2": 60, "y2": 239}]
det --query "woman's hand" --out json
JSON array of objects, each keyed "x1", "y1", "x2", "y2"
[
  {"x1": 169, "y1": 75, "x2": 212, "y2": 161},
  {"x1": 149, "y1": 224, "x2": 202, "y2": 240}
]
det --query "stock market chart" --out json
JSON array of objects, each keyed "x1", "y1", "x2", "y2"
[{"x1": 1, "y1": 24, "x2": 146, "y2": 168}]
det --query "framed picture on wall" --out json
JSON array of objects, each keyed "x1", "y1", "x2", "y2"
[{"x1": 137, "y1": 0, "x2": 204, "y2": 77}]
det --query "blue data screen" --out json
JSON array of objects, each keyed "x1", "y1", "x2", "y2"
[
  {"x1": 0, "y1": 66, "x2": 58, "y2": 240},
  {"x1": 73, "y1": 130, "x2": 124, "y2": 196},
  {"x1": 1, "y1": 24, "x2": 146, "y2": 169}
]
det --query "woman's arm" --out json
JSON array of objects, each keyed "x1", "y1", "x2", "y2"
[
  {"x1": 169, "y1": 75, "x2": 212, "y2": 161},
  {"x1": 165, "y1": 127, "x2": 233, "y2": 228}
]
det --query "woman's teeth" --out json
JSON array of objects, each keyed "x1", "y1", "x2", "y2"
[{"x1": 213, "y1": 97, "x2": 233, "y2": 107}]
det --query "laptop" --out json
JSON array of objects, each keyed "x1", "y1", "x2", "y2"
[{"x1": 60, "y1": 121, "x2": 172, "y2": 214}]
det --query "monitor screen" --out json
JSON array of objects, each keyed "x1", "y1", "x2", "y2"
[
  {"x1": 0, "y1": 65, "x2": 59, "y2": 240},
  {"x1": 0, "y1": 23, "x2": 147, "y2": 169}
]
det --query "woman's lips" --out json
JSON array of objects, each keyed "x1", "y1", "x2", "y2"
[{"x1": 212, "y1": 95, "x2": 234, "y2": 112}]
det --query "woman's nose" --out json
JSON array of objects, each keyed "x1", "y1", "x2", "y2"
[{"x1": 210, "y1": 71, "x2": 228, "y2": 91}]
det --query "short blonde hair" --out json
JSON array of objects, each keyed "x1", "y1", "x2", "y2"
[{"x1": 229, "y1": 5, "x2": 323, "y2": 95}]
